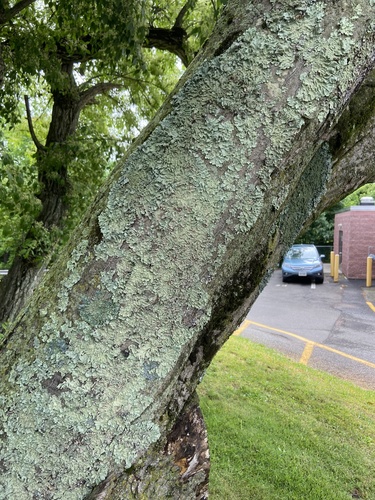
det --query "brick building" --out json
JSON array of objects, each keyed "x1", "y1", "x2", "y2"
[{"x1": 334, "y1": 197, "x2": 375, "y2": 279}]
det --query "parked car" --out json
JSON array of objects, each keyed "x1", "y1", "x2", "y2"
[{"x1": 281, "y1": 244, "x2": 325, "y2": 284}]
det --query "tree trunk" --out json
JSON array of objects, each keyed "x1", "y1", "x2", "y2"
[
  {"x1": 1, "y1": 1, "x2": 375, "y2": 498},
  {"x1": 0, "y1": 64, "x2": 81, "y2": 328}
]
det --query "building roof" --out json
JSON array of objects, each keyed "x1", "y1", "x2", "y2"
[{"x1": 337, "y1": 196, "x2": 375, "y2": 212}]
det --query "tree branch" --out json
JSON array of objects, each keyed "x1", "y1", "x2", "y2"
[
  {"x1": 144, "y1": 1, "x2": 196, "y2": 67},
  {"x1": 174, "y1": 0, "x2": 197, "y2": 28},
  {"x1": 78, "y1": 71, "x2": 174, "y2": 111},
  {"x1": 24, "y1": 95, "x2": 47, "y2": 152},
  {"x1": 78, "y1": 82, "x2": 124, "y2": 111},
  {"x1": 46, "y1": 1, "x2": 196, "y2": 69},
  {"x1": 55, "y1": 2, "x2": 195, "y2": 68},
  {"x1": 144, "y1": 26, "x2": 190, "y2": 67},
  {"x1": 0, "y1": 0, "x2": 36, "y2": 25},
  {"x1": 54, "y1": 25, "x2": 191, "y2": 67}
]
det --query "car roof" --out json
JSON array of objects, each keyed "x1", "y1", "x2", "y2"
[{"x1": 290, "y1": 244, "x2": 316, "y2": 247}]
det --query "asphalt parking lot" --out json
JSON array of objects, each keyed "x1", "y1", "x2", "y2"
[{"x1": 235, "y1": 266, "x2": 375, "y2": 390}]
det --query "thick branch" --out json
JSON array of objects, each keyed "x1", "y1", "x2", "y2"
[
  {"x1": 78, "y1": 82, "x2": 123, "y2": 111},
  {"x1": 24, "y1": 95, "x2": 47, "y2": 152},
  {"x1": 55, "y1": 25, "x2": 191, "y2": 68},
  {"x1": 144, "y1": 0, "x2": 196, "y2": 66},
  {"x1": 144, "y1": 26, "x2": 190, "y2": 67},
  {"x1": 144, "y1": 1, "x2": 195, "y2": 66}
]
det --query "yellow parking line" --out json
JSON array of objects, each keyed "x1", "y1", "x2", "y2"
[
  {"x1": 366, "y1": 301, "x2": 375, "y2": 313},
  {"x1": 236, "y1": 319, "x2": 375, "y2": 370},
  {"x1": 233, "y1": 319, "x2": 251, "y2": 336},
  {"x1": 300, "y1": 341, "x2": 314, "y2": 365},
  {"x1": 246, "y1": 321, "x2": 309, "y2": 343}
]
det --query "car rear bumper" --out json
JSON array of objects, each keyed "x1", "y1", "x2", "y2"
[{"x1": 282, "y1": 268, "x2": 324, "y2": 281}]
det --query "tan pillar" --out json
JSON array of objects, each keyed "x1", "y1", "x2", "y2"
[
  {"x1": 366, "y1": 256, "x2": 373, "y2": 287},
  {"x1": 330, "y1": 251, "x2": 335, "y2": 277},
  {"x1": 333, "y1": 254, "x2": 339, "y2": 282}
]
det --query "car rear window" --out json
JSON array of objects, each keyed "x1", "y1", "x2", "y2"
[{"x1": 287, "y1": 247, "x2": 318, "y2": 259}]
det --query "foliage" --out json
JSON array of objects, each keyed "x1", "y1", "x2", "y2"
[
  {"x1": 0, "y1": 0, "x2": 147, "y2": 121},
  {"x1": 297, "y1": 183, "x2": 375, "y2": 246},
  {"x1": 0, "y1": 0, "x2": 224, "y2": 271},
  {"x1": 198, "y1": 336, "x2": 375, "y2": 500},
  {"x1": 0, "y1": 123, "x2": 41, "y2": 266},
  {"x1": 0, "y1": 0, "x2": 222, "y2": 124},
  {"x1": 296, "y1": 203, "x2": 342, "y2": 246},
  {"x1": 341, "y1": 183, "x2": 375, "y2": 207}
]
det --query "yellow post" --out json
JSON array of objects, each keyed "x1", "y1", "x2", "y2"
[
  {"x1": 366, "y1": 256, "x2": 373, "y2": 287},
  {"x1": 330, "y1": 251, "x2": 335, "y2": 277},
  {"x1": 333, "y1": 254, "x2": 339, "y2": 282}
]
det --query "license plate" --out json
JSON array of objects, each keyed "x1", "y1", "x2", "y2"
[{"x1": 298, "y1": 271, "x2": 307, "y2": 276}]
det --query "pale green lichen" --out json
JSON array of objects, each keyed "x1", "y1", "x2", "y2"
[
  {"x1": 57, "y1": 239, "x2": 90, "y2": 312},
  {"x1": 78, "y1": 291, "x2": 120, "y2": 327},
  {"x1": 1, "y1": 1, "x2": 375, "y2": 498}
]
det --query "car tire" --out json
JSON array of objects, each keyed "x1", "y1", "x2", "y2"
[{"x1": 315, "y1": 277, "x2": 324, "y2": 284}]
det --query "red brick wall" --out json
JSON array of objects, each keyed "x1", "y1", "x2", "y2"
[{"x1": 334, "y1": 211, "x2": 375, "y2": 279}]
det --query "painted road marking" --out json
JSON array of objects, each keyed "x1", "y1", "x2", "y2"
[
  {"x1": 300, "y1": 341, "x2": 314, "y2": 365},
  {"x1": 233, "y1": 319, "x2": 251, "y2": 336},
  {"x1": 233, "y1": 320, "x2": 375, "y2": 370},
  {"x1": 366, "y1": 301, "x2": 375, "y2": 313}
]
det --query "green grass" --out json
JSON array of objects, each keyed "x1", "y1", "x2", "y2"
[{"x1": 197, "y1": 336, "x2": 375, "y2": 500}]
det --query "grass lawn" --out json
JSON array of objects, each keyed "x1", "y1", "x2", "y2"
[{"x1": 197, "y1": 336, "x2": 375, "y2": 500}]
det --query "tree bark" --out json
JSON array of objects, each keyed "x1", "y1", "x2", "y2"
[{"x1": 1, "y1": 1, "x2": 375, "y2": 498}]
